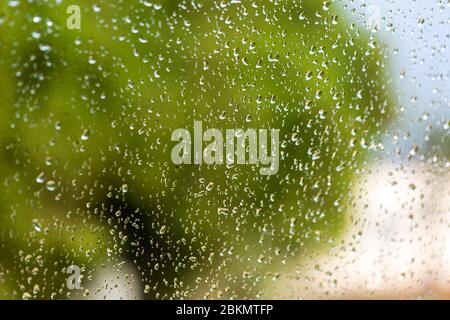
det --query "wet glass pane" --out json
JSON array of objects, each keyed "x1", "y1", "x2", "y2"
[{"x1": 0, "y1": 0, "x2": 448, "y2": 299}]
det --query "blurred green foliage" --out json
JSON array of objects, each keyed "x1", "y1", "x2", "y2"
[{"x1": 0, "y1": 0, "x2": 391, "y2": 299}]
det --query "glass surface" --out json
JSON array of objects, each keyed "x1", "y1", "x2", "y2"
[{"x1": 0, "y1": 0, "x2": 448, "y2": 299}]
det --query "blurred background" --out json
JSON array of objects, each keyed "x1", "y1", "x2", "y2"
[{"x1": 0, "y1": 0, "x2": 447, "y2": 299}]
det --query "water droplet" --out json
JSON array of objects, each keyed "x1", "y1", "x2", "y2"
[
  {"x1": 46, "y1": 180, "x2": 56, "y2": 192},
  {"x1": 36, "y1": 172, "x2": 45, "y2": 184},
  {"x1": 32, "y1": 220, "x2": 42, "y2": 232},
  {"x1": 81, "y1": 130, "x2": 90, "y2": 141},
  {"x1": 22, "y1": 292, "x2": 31, "y2": 300}
]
